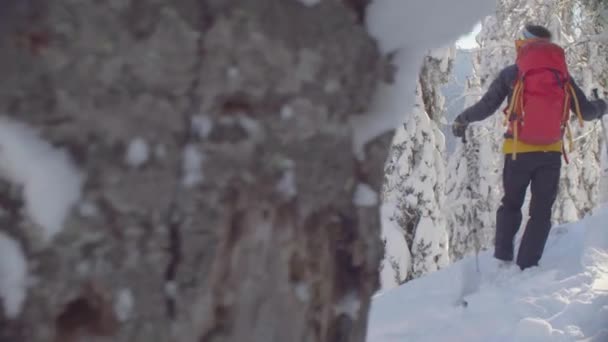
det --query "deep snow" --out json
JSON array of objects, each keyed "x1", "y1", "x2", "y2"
[{"x1": 368, "y1": 207, "x2": 608, "y2": 342}]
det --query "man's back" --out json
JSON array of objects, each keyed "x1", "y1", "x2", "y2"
[{"x1": 450, "y1": 24, "x2": 608, "y2": 270}]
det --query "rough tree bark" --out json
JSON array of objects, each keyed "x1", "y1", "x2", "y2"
[{"x1": 0, "y1": 0, "x2": 387, "y2": 341}]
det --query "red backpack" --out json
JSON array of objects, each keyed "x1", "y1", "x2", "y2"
[{"x1": 504, "y1": 39, "x2": 583, "y2": 159}]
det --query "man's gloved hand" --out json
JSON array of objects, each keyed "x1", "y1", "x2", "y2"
[{"x1": 452, "y1": 115, "x2": 468, "y2": 143}]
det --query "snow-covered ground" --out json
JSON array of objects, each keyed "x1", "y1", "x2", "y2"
[{"x1": 368, "y1": 206, "x2": 608, "y2": 342}]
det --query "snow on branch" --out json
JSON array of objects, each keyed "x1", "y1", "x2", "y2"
[
  {"x1": 0, "y1": 117, "x2": 83, "y2": 241},
  {"x1": 352, "y1": 0, "x2": 495, "y2": 158},
  {"x1": 0, "y1": 232, "x2": 27, "y2": 318},
  {"x1": 366, "y1": 0, "x2": 494, "y2": 54},
  {"x1": 590, "y1": 29, "x2": 608, "y2": 43}
]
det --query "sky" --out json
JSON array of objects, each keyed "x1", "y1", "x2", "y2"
[{"x1": 456, "y1": 22, "x2": 482, "y2": 49}]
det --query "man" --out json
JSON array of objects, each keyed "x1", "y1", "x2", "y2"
[{"x1": 452, "y1": 24, "x2": 608, "y2": 270}]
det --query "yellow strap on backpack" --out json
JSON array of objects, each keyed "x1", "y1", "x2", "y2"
[
  {"x1": 560, "y1": 83, "x2": 583, "y2": 159},
  {"x1": 513, "y1": 123, "x2": 519, "y2": 160},
  {"x1": 566, "y1": 123, "x2": 574, "y2": 152},
  {"x1": 567, "y1": 84, "x2": 584, "y2": 128},
  {"x1": 504, "y1": 81, "x2": 523, "y2": 126},
  {"x1": 505, "y1": 80, "x2": 524, "y2": 160}
]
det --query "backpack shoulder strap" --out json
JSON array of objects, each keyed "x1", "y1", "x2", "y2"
[{"x1": 567, "y1": 82, "x2": 584, "y2": 127}]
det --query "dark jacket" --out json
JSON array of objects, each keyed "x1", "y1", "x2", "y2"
[{"x1": 459, "y1": 64, "x2": 607, "y2": 124}]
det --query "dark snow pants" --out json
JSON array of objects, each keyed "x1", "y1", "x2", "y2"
[{"x1": 494, "y1": 152, "x2": 561, "y2": 270}]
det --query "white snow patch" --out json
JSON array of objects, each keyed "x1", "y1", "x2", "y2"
[
  {"x1": 294, "y1": 282, "x2": 311, "y2": 302},
  {"x1": 379, "y1": 202, "x2": 411, "y2": 290},
  {"x1": 334, "y1": 291, "x2": 361, "y2": 319},
  {"x1": 238, "y1": 116, "x2": 264, "y2": 140},
  {"x1": 0, "y1": 117, "x2": 83, "y2": 241},
  {"x1": 276, "y1": 168, "x2": 297, "y2": 199},
  {"x1": 0, "y1": 233, "x2": 27, "y2": 318},
  {"x1": 191, "y1": 115, "x2": 213, "y2": 139},
  {"x1": 280, "y1": 105, "x2": 295, "y2": 120},
  {"x1": 78, "y1": 201, "x2": 100, "y2": 218},
  {"x1": 296, "y1": 0, "x2": 321, "y2": 6},
  {"x1": 226, "y1": 66, "x2": 240, "y2": 79},
  {"x1": 412, "y1": 215, "x2": 449, "y2": 273},
  {"x1": 182, "y1": 144, "x2": 204, "y2": 188},
  {"x1": 428, "y1": 47, "x2": 456, "y2": 73},
  {"x1": 164, "y1": 281, "x2": 178, "y2": 299},
  {"x1": 125, "y1": 137, "x2": 149, "y2": 167},
  {"x1": 351, "y1": 54, "x2": 421, "y2": 158},
  {"x1": 114, "y1": 288, "x2": 134, "y2": 322},
  {"x1": 366, "y1": 0, "x2": 495, "y2": 54},
  {"x1": 353, "y1": 183, "x2": 378, "y2": 207},
  {"x1": 561, "y1": 198, "x2": 579, "y2": 223},
  {"x1": 514, "y1": 317, "x2": 554, "y2": 341}
]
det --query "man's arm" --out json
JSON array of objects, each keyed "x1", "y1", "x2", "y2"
[
  {"x1": 569, "y1": 79, "x2": 607, "y2": 121},
  {"x1": 458, "y1": 66, "x2": 514, "y2": 124}
]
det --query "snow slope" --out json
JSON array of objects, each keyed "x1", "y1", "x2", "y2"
[{"x1": 368, "y1": 207, "x2": 608, "y2": 342}]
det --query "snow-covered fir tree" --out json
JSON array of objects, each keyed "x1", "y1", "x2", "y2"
[
  {"x1": 445, "y1": 74, "x2": 501, "y2": 260},
  {"x1": 584, "y1": 0, "x2": 608, "y2": 203},
  {"x1": 419, "y1": 48, "x2": 456, "y2": 121},
  {"x1": 382, "y1": 83, "x2": 449, "y2": 284},
  {"x1": 445, "y1": 18, "x2": 505, "y2": 261},
  {"x1": 381, "y1": 47, "x2": 456, "y2": 287}
]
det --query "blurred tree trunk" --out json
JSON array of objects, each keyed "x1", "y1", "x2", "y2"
[{"x1": 0, "y1": 0, "x2": 387, "y2": 341}]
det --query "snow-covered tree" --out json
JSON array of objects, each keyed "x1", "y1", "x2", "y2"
[
  {"x1": 446, "y1": 74, "x2": 502, "y2": 260},
  {"x1": 382, "y1": 84, "x2": 449, "y2": 283},
  {"x1": 585, "y1": 0, "x2": 608, "y2": 203},
  {"x1": 445, "y1": 16, "x2": 506, "y2": 261},
  {"x1": 368, "y1": 0, "x2": 495, "y2": 290},
  {"x1": 380, "y1": 46, "x2": 457, "y2": 288},
  {"x1": 419, "y1": 48, "x2": 456, "y2": 121}
]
